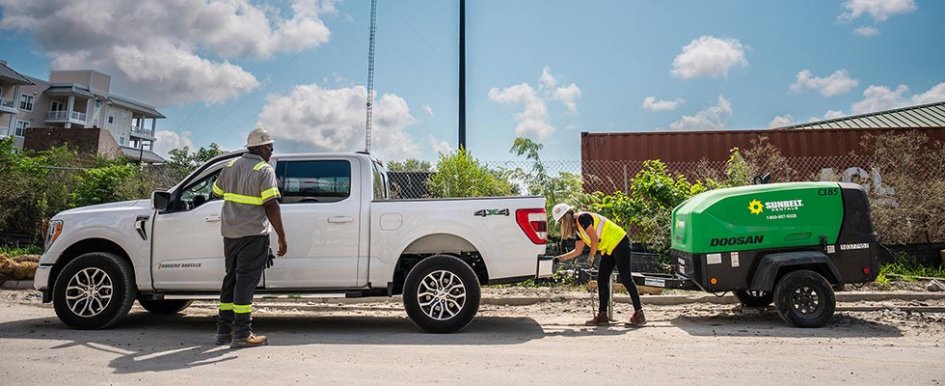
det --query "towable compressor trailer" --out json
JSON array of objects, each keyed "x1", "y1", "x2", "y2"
[{"x1": 631, "y1": 182, "x2": 880, "y2": 327}]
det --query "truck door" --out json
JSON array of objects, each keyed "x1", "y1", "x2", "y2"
[
  {"x1": 264, "y1": 157, "x2": 361, "y2": 288},
  {"x1": 151, "y1": 161, "x2": 263, "y2": 290}
]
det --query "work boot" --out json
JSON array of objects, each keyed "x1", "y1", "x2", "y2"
[
  {"x1": 585, "y1": 312, "x2": 610, "y2": 326},
  {"x1": 214, "y1": 310, "x2": 234, "y2": 345},
  {"x1": 231, "y1": 333, "x2": 268, "y2": 349},
  {"x1": 626, "y1": 309, "x2": 647, "y2": 327},
  {"x1": 230, "y1": 312, "x2": 268, "y2": 349}
]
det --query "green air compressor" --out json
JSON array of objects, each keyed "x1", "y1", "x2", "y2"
[{"x1": 633, "y1": 182, "x2": 879, "y2": 327}]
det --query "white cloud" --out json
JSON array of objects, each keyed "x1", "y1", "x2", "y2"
[
  {"x1": 0, "y1": 0, "x2": 335, "y2": 106},
  {"x1": 488, "y1": 67, "x2": 581, "y2": 140},
  {"x1": 153, "y1": 130, "x2": 194, "y2": 158},
  {"x1": 824, "y1": 110, "x2": 846, "y2": 119},
  {"x1": 768, "y1": 115, "x2": 793, "y2": 128},
  {"x1": 257, "y1": 84, "x2": 421, "y2": 160},
  {"x1": 642, "y1": 97, "x2": 684, "y2": 112},
  {"x1": 789, "y1": 69, "x2": 859, "y2": 97},
  {"x1": 854, "y1": 26, "x2": 881, "y2": 37},
  {"x1": 669, "y1": 96, "x2": 733, "y2": 131},
  {"x1": 421, "y1": 105, "x2": 434, "y2": 117},
  {"x1": 851, "y1": 84, "x2": 910, "y2": 114},
  {"x1": 488, "y1": 83, "x2": 553, "y2": 140},
  {"x1": 671, "y1": 36, "x2": 748, "y2": 79},
  {"x1": 427, "y1": 135, "x2": 453, "y2": 155},
  {"x1": 840, "y1": 0, "x2": 917, "y2": 22},
  {"x1": 911, "y1": 83, "x2": 945, "y2": 105}
]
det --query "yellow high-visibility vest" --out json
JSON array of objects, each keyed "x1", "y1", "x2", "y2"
[{"x1": 575, "y1": 212, "x2": 626, "y2": 255}]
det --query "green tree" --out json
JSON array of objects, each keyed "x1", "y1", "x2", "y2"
[
  {"x1": 0, "y1": 138, "x2": 79, "y2": 239},
  {"x1": 165, "y1": 143, "x2": 226, "y2": 180},
  {"x1": 386, "y1": 159, "x2": 433, "y2": 172},
  {"x1": 427, "y1": 148, "x2": 514, "y2": 197},
  {"x1": 508, "y1": 137, "x2": 589, "y2": 238}
]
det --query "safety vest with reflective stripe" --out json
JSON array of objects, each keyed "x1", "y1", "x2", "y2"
[
  {"x1": 575, "y1": 212, "x2": 626, "y2": 255},
  {"x1": 212, "y1": 160, "x2": 278, "y2": 206}
]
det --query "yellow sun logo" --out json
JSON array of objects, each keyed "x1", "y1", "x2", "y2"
[{"x1": 748, "y1": 200, "x2": 764, "y2": 215}]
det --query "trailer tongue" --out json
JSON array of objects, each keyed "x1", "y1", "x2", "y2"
[{"x1": 632, "y1": 182, "x2": 880, "y2": 327}]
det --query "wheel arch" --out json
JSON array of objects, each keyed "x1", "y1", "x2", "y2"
[
  {"x1": 390, "y1": 233, "x2": 489, "y2": 295},
  {"x1": 749, "y1": 251, "x2": 841, "y2": 292},
  {"x1": 48, "y1": 238, "x2": 134, "y2": 292}
]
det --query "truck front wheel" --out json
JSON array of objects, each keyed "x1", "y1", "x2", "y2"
[
  {"x1": 403, "y1": 255, "x2": 481, "y2": 333},
  {"x1": 773, "y1": 270, "x2": 836, "y2": 328},
  {"x1": 53, "y1": 252, "x2": 137, "y2": 330}
]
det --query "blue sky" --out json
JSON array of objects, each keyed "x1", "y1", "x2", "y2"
[{"x1": 1, "y1": 0, "x2": 944, "y2": 162}]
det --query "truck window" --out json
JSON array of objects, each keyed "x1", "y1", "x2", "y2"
[
  {"x1": 275, "y1": 160, "x2": 351, "y2": 204},
  {"x1": 176, "y1": 171, "x2": 220, "y2": 211},
  {"x1": 372, "y1": 161, "x2": 389, "y2": 200}
]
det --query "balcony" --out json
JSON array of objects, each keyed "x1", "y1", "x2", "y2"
[
  {"x1": 45, "y1": 110, "x2": 87, "y2": 124},
  {"x1": 0, "y1": 97, "x2": 16, "y2": 114},
  {"x1": 129, "y1": 126, "x2": 156, "y2": 140}
]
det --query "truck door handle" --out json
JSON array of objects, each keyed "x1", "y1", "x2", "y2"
[
  {"x1": 205, "y1": 215, "x2": 222, "y2": 223},
  {"x1": 328, "y1": 216, "x2": 353, "y2": 223}
]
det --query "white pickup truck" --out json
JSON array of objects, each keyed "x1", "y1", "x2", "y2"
[{"x1": 35, "y1": 151, "x2": 552, "y2": 333}]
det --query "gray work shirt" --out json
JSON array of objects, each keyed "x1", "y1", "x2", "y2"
[{"x1": 213, "y1": 153, "x2": 281, "y2": 238}]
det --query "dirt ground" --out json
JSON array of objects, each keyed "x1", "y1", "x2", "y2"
[{"x1": 1, "y1": 288, "x2": 944, "y2": 385}]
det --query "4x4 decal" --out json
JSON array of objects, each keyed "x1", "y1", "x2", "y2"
[{"x1": 474, "y1": 209, "x2": 510, "y2": 217}]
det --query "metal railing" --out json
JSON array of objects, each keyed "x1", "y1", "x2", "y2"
[
  {"x1": 130, "y1": 126, "x2": 154, "y2": 137},
  {"x1": 0, "y1": 97, "x2": 15, "y2": 109},
  {"x1": 45, "y1": 110, "x2": 86, "y2": 122}
]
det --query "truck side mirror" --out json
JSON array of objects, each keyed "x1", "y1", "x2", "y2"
[{"x1": 152, "y1": 190, "x2": 171, "y2": 211}]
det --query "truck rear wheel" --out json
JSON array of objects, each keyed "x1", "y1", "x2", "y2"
[
  {"x1": 734, "y1": 290, "x2": 774, "y2": 307},
  {"x1": 403, "y1": 255, "x2": 481, "y2": 333},
  {"x1": 53, "y1": 252, "x2": 137, "y2": 330},
  {"x1": 138, "y1": 299, "x2": 193, "y2": 314},
  {"x1": 773, "y1": 270, "x2": 836, "y2": 328}
]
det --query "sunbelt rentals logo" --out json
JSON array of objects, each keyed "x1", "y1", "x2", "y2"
[{"x1": 748, "y1": 198, "x2": 804, "y2": 215}]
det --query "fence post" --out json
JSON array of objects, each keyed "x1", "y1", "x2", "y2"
[{"x1": 623, "y1": 164, "x2": 628, "y2": 194}]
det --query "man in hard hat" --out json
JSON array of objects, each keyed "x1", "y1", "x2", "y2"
[
  {"x1": 211, "y1": 127, "x2": 287, "y2": 348},
  {"x1": 551, "y1": 203, "x2": 645, "y2": 327}
]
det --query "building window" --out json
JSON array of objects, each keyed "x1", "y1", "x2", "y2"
[
  {"x1": 95, "y1": 99, "x2": 102, "y2": 108},
  {"x1": 14, "y1": 121, "x2": 30, "y2": 137},
  {"x1": 119, "y1": 135, "x2": 125, "y2": 145},
  {"x1": 108, "y1": 116, "x2": 114, "y2": 124},
  {"x1": 51, "y1": 101, "x2": 64, "y2": 111},
  {"x1": 19, "y1": 94, "x2": 34, "y2": 111}
]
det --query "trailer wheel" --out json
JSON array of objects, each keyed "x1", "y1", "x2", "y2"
[
  {"x1": 138, "y1": 299, "x2": 193, "y2": 315},
  {"x1": 773, "y1": 270, "x2": 836, "y2": 328},
  {"x1": 734, "y1": 290, "x2": 774, "y2": 308},
  {"x1": 53, "y1": 252, "x2": 137, "y2": 330},
  {"x1": 403, "y1": 255, "x2": 481, "y2": 333}
]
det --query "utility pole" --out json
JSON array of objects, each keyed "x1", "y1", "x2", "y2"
[
  {"x1": 365, "y1": 0, "x2": 378, "y2": 153},
  {"x1": 458, "y1": 0, "x2": 466, "y2": 150}
]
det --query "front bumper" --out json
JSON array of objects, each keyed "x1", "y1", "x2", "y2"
[{"x1": 33, "y1": 264, "x2": 52, "y2": 291}]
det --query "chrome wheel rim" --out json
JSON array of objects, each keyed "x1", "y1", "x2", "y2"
[
  {"x1": 790, "y1": 285, "x2": 821, "y2": 316},
  {"x1": 65, "y1": 267, "x2": 113, "y2": 318},
  {"x1": 417, "y1": 270, "x2": 466, "y2": 321}
]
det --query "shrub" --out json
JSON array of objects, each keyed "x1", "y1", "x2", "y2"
[{"x1": 427, "y1": 148, "x2": 514, "y2": 197}]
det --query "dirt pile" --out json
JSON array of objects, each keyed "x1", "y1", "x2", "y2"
[{"x1": 0, "y1": 254, "x2": 40, "y2": 283}]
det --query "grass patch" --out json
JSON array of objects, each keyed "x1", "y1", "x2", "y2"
[
  {"x1": 0, "y1": 245, "x2": 42, "y2": 257},
  {"x1": 880, "y1": 258, "x2": 945, "y2": 281}
]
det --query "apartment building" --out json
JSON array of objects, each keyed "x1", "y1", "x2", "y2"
[
  {"x1": 0, "y1": 60, "x2": 34, "y2": 144},
  {"x1": 1, "y1": 61, "x2": 165, "y2": 163}
]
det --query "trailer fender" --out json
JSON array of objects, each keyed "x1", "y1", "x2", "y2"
[{"x1": 749, "y1": 251, "x2": 841, "y2": 292}]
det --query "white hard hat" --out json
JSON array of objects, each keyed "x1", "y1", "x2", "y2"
[
  {"x1": 245, "y1": 127, "x2": 275, "y2": 148},
  {"x1": 552, "y1": 203, "x2": 572, "y2": 222}
]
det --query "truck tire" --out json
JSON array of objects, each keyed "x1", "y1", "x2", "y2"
[
  {"x1": 403, "y1": 255, "x2": 481, "y2": 333},
  {"x1": 773, "y1": 270, "x2": 836, "y2": 328},
  {"x1": 138, "y1": 299, "x2": 193, "y2": 315},
  {"x1": 734, "y1": 290, "x2": 774, "y2": 308},
  {"x1": 53, "y1": 252, "x2": 137, "y2": 330}
]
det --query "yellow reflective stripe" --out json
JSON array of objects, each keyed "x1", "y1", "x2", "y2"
[
  {"x1": 260, "y1": 187, "x2": 280, "y2": 200},
  {"x1": 226, "y1": 159, "x2": 237, "y2": 167},
  {"x1": 212, "y1": 182, "x2": 224, "y2": 196},
  {"x1": 224, "y1": 193, "x2": 264, "y2": 206},
  {"x1": 219, "y1": 302, "x2": 234, "y2": 311},
  {"x1": 233, "y1": 304, "x2": 252, "y2": 314},
  {"x1": 253, "y1": 161, "x2": 270, "y2": 171}
]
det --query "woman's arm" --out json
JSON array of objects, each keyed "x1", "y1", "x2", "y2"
[
  {"x1": 584, "y1": 224, "x2": 600, "y2": 258},
  {"x1": 556, "y1": 239, "x2": 586, "y2": 261}
]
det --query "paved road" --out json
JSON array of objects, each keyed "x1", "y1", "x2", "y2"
[{"x1": 1, "y1": 291, "x2": 943, "y2": 385}]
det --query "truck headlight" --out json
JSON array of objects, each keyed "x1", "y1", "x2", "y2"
[{"x1": 45, "y1": 220, "x2": 63, "y2": 252}]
